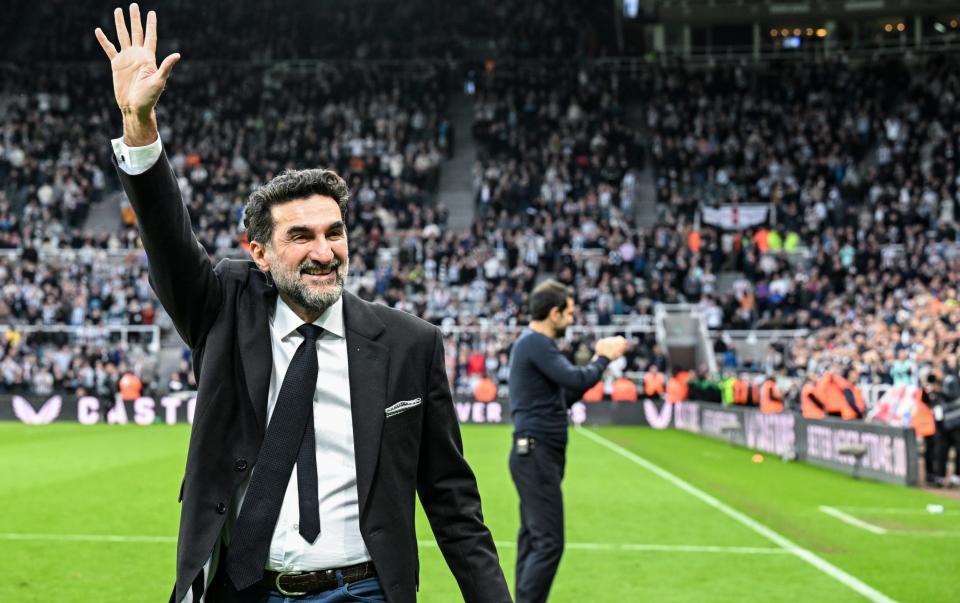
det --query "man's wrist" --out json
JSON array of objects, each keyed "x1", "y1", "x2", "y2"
[{"x1": 122, "y1": 109, "x2": 159, "y2": 147}]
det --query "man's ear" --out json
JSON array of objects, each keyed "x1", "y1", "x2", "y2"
[
  {"x1": 548, "y1": 306, "x2": 561, "y2": 323},
  {"x1": 248, "y1": 240, "x2": 271, "y2": 273}
]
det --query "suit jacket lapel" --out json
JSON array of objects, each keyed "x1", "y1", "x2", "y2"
[
  {"x1": 343, "y1": 291, "x2": 388, "y2": 517},
  {"x1": 238, "y1": 268, "x2": 277, "y2": 434}
]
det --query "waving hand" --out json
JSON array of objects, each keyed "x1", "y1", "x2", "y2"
[{"x1": 95, "y1": 4, "x2": 180, "y2": 145}]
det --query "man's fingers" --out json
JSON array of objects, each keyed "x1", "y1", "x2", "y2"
[
  {"x1": 157, "y1": 53, "x2": 181, "y2": 80},
  {"x1": 114, "y1": 7, "x2": 131, "y2": 49},
  {"x1": 129, "y1": 3, "x2": 144, "y2": 47},
  {"x1": 144, "y1": 10, "x2": 157, "y2": 54},
  {"x1": 94, "y1": 28, "x2": 118, "y2": 60}
]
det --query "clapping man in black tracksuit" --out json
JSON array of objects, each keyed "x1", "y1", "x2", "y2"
[{"x1": 508, "y1": 279, "x2": 627, "y2": 603}]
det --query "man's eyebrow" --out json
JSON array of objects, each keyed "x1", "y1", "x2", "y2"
[
  {"x1": 283, "y1": 221, "x2": 346, "y2": 236},
  {"x1": 283, "y1": 225, "x2": 313, "y2": 237}
]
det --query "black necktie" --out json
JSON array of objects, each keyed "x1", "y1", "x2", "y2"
[{"x1": 227, "y1": 323, "x2": 322, "y2": 591}]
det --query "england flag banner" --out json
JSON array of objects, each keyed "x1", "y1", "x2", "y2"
[{"x1": 701, "y1": 204, "x2": 769, "y2": 230}]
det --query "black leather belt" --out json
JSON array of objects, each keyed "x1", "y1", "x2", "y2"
[{"x1": 261, "y1": 561, "x2": 377, "y2": 596}]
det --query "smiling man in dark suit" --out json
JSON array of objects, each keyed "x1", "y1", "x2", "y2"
[{"x1": 94, "y1": 5, "x2": 511, "y2": 602}]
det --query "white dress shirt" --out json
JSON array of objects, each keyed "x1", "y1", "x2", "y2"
[
  {"x1": 249, "y1": 295, "x2": 370, "y2": 570},
  {"x1": 114, "y1": 136, "x2": 370, "y2": 571},
  {"x1": 111, "y1": 135, "x2": 164, "y2": 175}
]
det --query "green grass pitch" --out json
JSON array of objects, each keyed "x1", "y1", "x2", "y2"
[{"x1": 1, "y1": 423, "x2": 958, "y2": 602}]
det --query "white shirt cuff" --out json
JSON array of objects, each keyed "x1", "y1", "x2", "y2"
[{"x1": 111, "y1": 135, "x2": 164, "y2": 176}]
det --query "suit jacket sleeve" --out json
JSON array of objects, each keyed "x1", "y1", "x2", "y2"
[
  {"x1": 113, "y1": 152, "x2": 222, "y2": 348},
  {"x1": 417, "y1": 329, "x2": 512, "y2": 603}
]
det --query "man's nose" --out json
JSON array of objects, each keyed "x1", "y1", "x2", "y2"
[{"x1": 307, "y1": 237, "x2": 335, "y2": 263}]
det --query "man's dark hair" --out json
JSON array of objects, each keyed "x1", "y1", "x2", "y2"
[
  {"x1": 243, "y1": 168, "x2": 350, "y2": 244},
  {"x1": 530, "y1": 279, "x2": 571, "y2": 321}
]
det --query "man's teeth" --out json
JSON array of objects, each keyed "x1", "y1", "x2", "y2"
[{"x1": 303, "y1": 267, "x2": 334, "y2": 275}]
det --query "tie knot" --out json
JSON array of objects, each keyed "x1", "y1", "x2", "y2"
[{"x1": 296, "y1": 324, "x2": 323, "y2": 341}]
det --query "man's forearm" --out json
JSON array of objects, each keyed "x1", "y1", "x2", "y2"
[{"x1": 122, "y1": 109, "x2": 159, "y2": 147}]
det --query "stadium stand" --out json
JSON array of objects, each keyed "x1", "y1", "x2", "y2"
[{"x1": 4, "y1": 0, "x2": 960, "y2": 401}]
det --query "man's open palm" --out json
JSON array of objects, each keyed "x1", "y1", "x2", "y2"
[{"x1": 95, "y1": 3, "x2": 180, "y2": 118}]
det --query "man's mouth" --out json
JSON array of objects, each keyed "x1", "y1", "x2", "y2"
[
  {"x1": 301, "y1": 266, "x2": 336, "y2": 276},
  {"x1": 299, "y1": 262, "x2": 340, "y2": 284}
]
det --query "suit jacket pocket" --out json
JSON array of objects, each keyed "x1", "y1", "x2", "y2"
[{"x1": 385, "y1": 397, "x2": 422, "y2": 419}]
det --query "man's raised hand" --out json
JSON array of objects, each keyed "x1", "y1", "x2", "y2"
[
  {"x1": 595, "y1": 336, "x2": 628, "y2": 361},
  {"x1": 95, "y1": 4, "x2": 180, "y2": 145}
]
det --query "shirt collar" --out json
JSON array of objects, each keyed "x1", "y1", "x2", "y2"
[{"x1": 272, "y1": 295, "x2": 345, "y2": 340}]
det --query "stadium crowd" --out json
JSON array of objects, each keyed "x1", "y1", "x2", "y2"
[
  {"x1": 4, "y1": 25, "x2": 960, "y2": 398},
  {"x1": 646, "y1": 55, "x2": 960, "y2": 334},
  {"x1": 0, "y1": 64, "x2": 117, "y2": 251}
]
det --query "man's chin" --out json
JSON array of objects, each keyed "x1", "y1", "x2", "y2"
[{"x1": 302, "y1": 281, "x2": 343, "y2": 306}]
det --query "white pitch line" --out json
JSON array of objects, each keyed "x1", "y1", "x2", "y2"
[
  {"x1": 819, "y1": 507, "x2": 888, "y2": 535},
  {"x1": 565, "y1": 543, "x2": 787, "y2": 554},
  {"x1": 423, "y1": 540, "x2": 785, "y2": 555},
  {"x1": 0, "y1": 533, "x2": 176, "y2": 543},
  {"x1": 0, "y1": 533, "x2": 784, "y2": 555},
  {"x1": 576, "y1": 427, "x2": 898, "y2": 603},
  {"x1": 839, "y1": 506, "x2": 953, "y2": 515},
  {"x1": 894, "y1": 530, "x2": 960, "y2": 538}
]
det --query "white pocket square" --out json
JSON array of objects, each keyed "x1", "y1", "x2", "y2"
[{"x1": 385, "y1": 397, "x2": 422, "y2": 418}]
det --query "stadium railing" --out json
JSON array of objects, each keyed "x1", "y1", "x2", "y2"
[
  {"x1": 0, "y1": 248, "x2": 146, "y2": 262},
  {"x1": 441, "y1": 320, "x2": 655, "y2": 341},
  {"x1": 0, "y1": 324, "x2": 161, "y2": 354}
]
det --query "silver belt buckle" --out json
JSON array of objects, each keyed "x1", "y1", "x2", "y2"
[{"x1": 275, "y1": 571, "x2": 307, "y2": 597}]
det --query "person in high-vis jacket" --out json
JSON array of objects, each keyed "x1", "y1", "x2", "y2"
[
  {"x1": 759, "y1": 376, "x2": 784, "y2": 414},
  {"x1": 720, "y1": 374, "x2": 736, "y2": 406},
  {"x1": 816, "y1": 370, "x2": 864, "y2": 419},
  {"x1": 800, "y1": 381, "x2": 826, "y2": 419},
  {"x1": 643, "y1": 365, "x2": 665, "y2": 400},
  {"x1": 732, "y1": 376, "x2": 758, "y2": 406},
  {"x1": 836, "y1": 369, "x2": 866, "y2": 420},
  {"x1": 665, "y1": 371, "x2": 691, "y2": 404},
  {"x1": 473, "y1": 375, "x2": 498, "y2": 403},
  {"x1": 581, "y1": 380, "x2": 605, "y2": 403},
  {"x1": 914, "y1": 374, "x2": 939, "y2": 486},
  {"x1": 815, "y1": 371, "x2": 843, "y2": 416},
  {"x1": 611, "y1": 377, "x2": 639, "y2": 402}
]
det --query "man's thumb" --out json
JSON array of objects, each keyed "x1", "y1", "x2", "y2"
[{"x1": 157, "y1": 53, "x2": 181, "y2": 80}]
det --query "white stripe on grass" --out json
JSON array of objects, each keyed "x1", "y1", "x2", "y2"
[
  {"x1": 557, "y1": 542, "x2": 786, "y2": 554},
  {"x1": 471, "y1": 540, "x2": 786, "y2": 555},
  {"x1": 838, "y1": 506, "x2": 955, "y2": 515},
  {"x1": 0, "y1": 532, "x2": 176, "y2": 543},
  {"x1": 821, "y1": 506, "x2": 960, "y2": 537},
  {"x1": 576, "y1": 426, "x2": 899, "y2": 603},
  {"x1": 819, "y1": 506, "x2": 889, "y2": 535},
  {"x1": 0, "y1": 532, "x2": 786, "y2": 555},
  {"x1": 894, "y1": 530, "x2": 960, "y2": 538}
]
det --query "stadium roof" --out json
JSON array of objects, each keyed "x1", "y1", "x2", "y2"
[{"x1": 656, "y1": 0, "x2": 960, "y2": 22}]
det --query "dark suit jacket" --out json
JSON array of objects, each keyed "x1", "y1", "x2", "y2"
[{"x1": 115, "y1": 153, "x2": 510, "y2": 603}]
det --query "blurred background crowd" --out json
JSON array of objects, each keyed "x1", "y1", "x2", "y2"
[{"x1": 2, "y1": 1, "x2": 960, "y2": 427}]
